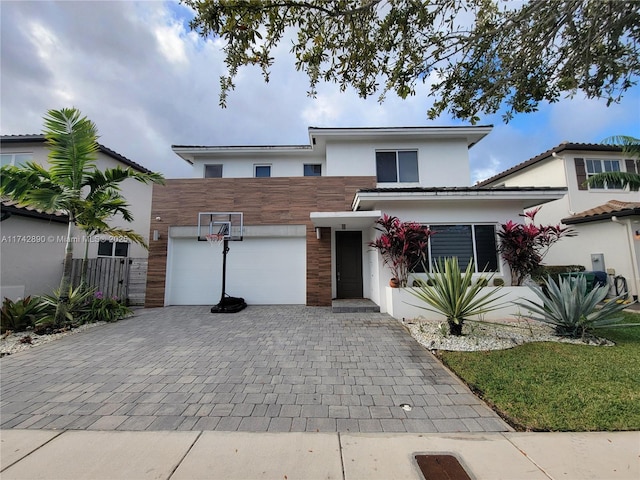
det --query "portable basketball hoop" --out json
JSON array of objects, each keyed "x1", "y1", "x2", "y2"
[{"x1": 198, "y1": 212, "x2": 247, "y2": 313}]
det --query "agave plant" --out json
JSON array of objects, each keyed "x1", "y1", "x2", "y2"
[
  {"x1": 409, "y1": 257, "x2": 506, "y2": 335},
  {"x1": 39, "y1": 285, "x2": 97, "y2": 327},
  {"x1": 515, "y1": 275, "x2": 637, "y2": 339}
]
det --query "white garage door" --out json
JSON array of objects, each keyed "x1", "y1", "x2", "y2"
[{"x1": 167, "y1": 237, "x2": 306, "y2": 305}]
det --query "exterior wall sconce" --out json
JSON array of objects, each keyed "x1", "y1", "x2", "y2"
[
  {"x1": 153, "y1": 230, "x2": 160, "y2": 241},
  {"x1": 315, "y1": 227, "x2": 322, "y2": 240}
]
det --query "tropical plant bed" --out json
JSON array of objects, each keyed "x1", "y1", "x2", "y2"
[{"x1": 432, "y1": 312, "x2": 640, "y2": 431}]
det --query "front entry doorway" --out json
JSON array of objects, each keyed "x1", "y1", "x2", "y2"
[{"x1": 336, "y1": 231, "x2": 363, "y2": 298}]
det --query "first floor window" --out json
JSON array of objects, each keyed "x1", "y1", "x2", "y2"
[
  {"x1": 412, "y1": 224, "x2": 498, "y2": 273},
  {"x1": 98, "y1": 240, "x2": 129, "y2": 257},
  {"x1": 204, "y1": 164, "x2": 223, "y2": 178},
  {"x1": 376, "y1": 150, "x2": 419, "y2": 183},
  {"x1": 1, "y1": 153, "x2": 32, "y2": 167},
  {"x1": 254, "y1": 165, "x2": 271, "y2": 177},
  {"x1": 586, "y1": 159, "x2": 622, "y2": 189}
]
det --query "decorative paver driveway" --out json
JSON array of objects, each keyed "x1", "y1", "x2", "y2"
[{"x1": 1, "y1": 306, "x2": 509, "y2": 433}]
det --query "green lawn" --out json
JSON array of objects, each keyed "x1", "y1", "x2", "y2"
[{"x1": 437, "y1": 311, "x2": 640, "y2": 431}]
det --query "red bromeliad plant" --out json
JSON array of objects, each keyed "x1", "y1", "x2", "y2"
[
  {"x1": 497, "y1": 207, "x2": 576, "y2": 286},
  {"x1": 369, "y1": 214, "x2": 432, "y2": 287}
]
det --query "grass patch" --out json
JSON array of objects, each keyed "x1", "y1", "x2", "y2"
[{"x1": 437, "y1": 311, "x2": 640, "y2": 431}]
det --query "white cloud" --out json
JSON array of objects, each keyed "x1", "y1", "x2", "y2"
[
  {"x1": 153, "y1": 23, "x2": 188, "y2": 66},
  {"x1": 472, "y1": 156, "x2": 502, "y2": 184}
]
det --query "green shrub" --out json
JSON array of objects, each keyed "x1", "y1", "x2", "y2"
[
  {"x1": 515, "y1": 275, "x2": 638, "y2": 339},
  {"x1": 530, "y1": 265, "x2": 585, "y2": 284},
  {"x1": 493, "y1": 278, "x2": 505, "y2": 287},
  {"x1": 409, "y1": 257, "x2": 505, "y2": 336},
  {"x1": 1, "y1": 296, "x2": 46, "y2": 333},
  {"x1": 83, "y1": 292, "x2": 132, "y2": 323}
]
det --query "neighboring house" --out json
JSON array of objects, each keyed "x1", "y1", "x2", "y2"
[
  {"x1": 146, "y1": 126, "x2": 566, "y2": 314},
  {"x1": 0, "y1": 135, "x2": 155, "y2": 303},
  {"x1": 479, "y1": 143, "x2": 640, "y2": 300}
]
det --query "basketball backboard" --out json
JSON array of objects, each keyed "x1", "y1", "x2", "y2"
[{"x1": 197, "y1": 212, "x2": 243, "y2": 241}]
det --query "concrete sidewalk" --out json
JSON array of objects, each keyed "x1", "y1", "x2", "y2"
[{"x1": 1, "y1": 429, "x2": 638, "y2": 479}]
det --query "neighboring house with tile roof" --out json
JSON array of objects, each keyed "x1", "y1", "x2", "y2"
[
  {"x1": 1, "y1": 136, "x2": 155, "y2": 303},
  {"x1": 146, "y1": 126, "x2": 566, "y2": 316},
  {"x1": 478, "y1": 143, "x2": 640, "y2": 300}
]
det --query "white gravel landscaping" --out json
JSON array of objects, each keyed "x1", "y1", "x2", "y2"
[
  {"x1": 0, "y1": 322, "x2": 106, "y2": 356},
  {"x1": 402, "y1": 317, "x2": 614, "y2": 351}
]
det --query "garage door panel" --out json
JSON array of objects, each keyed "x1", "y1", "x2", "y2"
[{"x1": 167, "y1": 237, "x2": 305, "y2": 305}]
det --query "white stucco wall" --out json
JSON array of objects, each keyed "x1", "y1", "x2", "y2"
[
  {"x1": 0, "y1": 215, "x2": 68, "y2": 299},
  {"x1": 325, "y1": 139, "x2": 471, "y2": 186},
  {"x1": 542, "y1": 218, "x2": 639, "y2": 299},
  {"x1": 195, "y1": 153, "x2": 324, "y2": 178},
  {"x1": 385, "y1": 286, "x2": 542, "y2": 321},
  {"x1": 500, "y1": 157, "x2": 566, "y2": 187},
  {"x1": 186, "y1": 136, "x2": 473, "y2": 187}
]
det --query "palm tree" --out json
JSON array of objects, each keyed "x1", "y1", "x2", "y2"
[
  {"x1": 585, "y1": 135, "x2": 640, "y2": 191},
  {"x1": 0, "y1": 108, "x2": 164, "y2": 324}
]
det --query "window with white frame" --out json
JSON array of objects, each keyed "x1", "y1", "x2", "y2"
[
  {"x1": 376, "y1": 150, "x2": 419, "y2": 183},
  {"x1": 204, "y1": 164, "x2": 223, "y2": 178},
  {"x1": 98, "y1": 240, "x2": 129, "y2": 257},
  {"x1": 254, "y1": 164, "x2": 271, "y2": 178},
  {"x1": 412, "y1": 224, "x2": 499, "y2": 273},
  {"x1": 1, "y1": 153, "x2": 32, "y2": 167},
  {"x1": 586, "y1": 159, "x2": 623, "y2": 189}
]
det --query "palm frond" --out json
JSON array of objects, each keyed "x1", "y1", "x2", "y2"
[
  {"x1": 43, "y1": 108, "x2": 99, "y2": 190},
  {"x1": 585, "y1": 171, "x2": 640, "y2": 191},
  {"x1": 601, "y1": 135, "x2": 640, "y2": 158}
]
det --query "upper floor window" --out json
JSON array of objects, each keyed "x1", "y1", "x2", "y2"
[
  {"x1": 304, "y1": 164, "x2": 322, "y2": 176},
  {"x1": 376, "y1": 150, "x2": 418, "y2": 183},
  {"x1": 1, "y1": 153, "x2": 32, "y2": 167},
  {"x1": 98, "y1": 240, "x2": 129, "y2": 257},
  {"x1": 586, "y1": 159, "x2": 623, "y2": 189},
  {"x1": 254, "y1": 164, "x2": 271, "y2": 178},
  {"x1": 204, "y1": 164, "x2": 223, "y2": 178}
]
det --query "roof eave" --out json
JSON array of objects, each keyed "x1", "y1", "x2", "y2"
[
  {"x1": 562, "y1": 208, "x2": 640, "y2": 225},
  {"x1": 352, "y1": 188, "x2": 567, "y2": 211},
  {"x1": 0, "y1": 135, "x2": 152, "y2": 174}
]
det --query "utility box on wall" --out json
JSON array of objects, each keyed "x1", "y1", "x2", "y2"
[{"x1": 591, "y1": 253, "x2": 605, "y2": 272}]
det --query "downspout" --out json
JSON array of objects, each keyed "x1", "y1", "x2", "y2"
[
  {"x1": 611, "y1": 216, "x2": 640, "y2": 301},
  {"x1": 555, "y1": 152, "x2": 576, "y2": 216}
]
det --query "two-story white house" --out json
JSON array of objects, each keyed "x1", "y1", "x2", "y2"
[
  {"x1": 1, "y1": 135, "x2": 155, "y2": 303},
  {"x1": 479, "y1": 143, "x2": 640, "y2": 301},
  {"x1": 146, "y1": 126, "x2": 567, "y2": 316}
]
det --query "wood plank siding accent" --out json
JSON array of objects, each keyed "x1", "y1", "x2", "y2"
[{"x1": 145, "y1": 177, "x2": 377, "y2": 307}]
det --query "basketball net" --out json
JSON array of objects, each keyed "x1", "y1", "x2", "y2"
[{"x1": 205, "y1": 233, "x2": 225, "y2": 247}]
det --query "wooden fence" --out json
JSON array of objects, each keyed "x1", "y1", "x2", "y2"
[{"x1": 70, "y1": 258, "x2": 147, "y2": 305}]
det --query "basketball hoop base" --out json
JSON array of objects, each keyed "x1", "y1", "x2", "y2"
[{"x1": 211, "y1": 294, "x2": 247, "y2": 314}]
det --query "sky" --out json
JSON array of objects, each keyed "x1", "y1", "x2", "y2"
[{"x1": 1, "y1": 0, "x2": 639, "y2": 183}]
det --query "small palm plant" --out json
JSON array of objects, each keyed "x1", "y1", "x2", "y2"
[
  {"x1": 409, "y1": 257, "x2": 506, "y2": 336},
  {"x1": 515, "y1": 275, "x2": 637, "y2": 339}
]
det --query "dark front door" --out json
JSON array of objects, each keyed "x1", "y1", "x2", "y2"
[{"x1": 336, "y1": 231, "x2": 363, "y2": 298}]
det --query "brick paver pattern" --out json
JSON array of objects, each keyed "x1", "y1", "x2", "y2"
[{"x1": 1, "y1": 306, "x2": 508, "y2": 433}]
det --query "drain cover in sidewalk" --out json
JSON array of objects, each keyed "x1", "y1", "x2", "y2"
[{"x1": 415, "y1": 454, "x2": 472, "y2": 480}]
